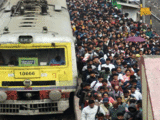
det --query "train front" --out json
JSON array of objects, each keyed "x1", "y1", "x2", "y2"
[{"x1": 0, "y1": 34, "x2": 77, "y2": 115}]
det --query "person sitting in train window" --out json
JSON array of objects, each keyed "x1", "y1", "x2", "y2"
[
  {"x1": 0, "y1": 52, "x2": 5, "y2": 65},
  {"x1": 49, "y1": 55, "x2": 65, "y2": 65},
  {"x1": 8, "y1": 56, "x2": 18, "y2": 66}
]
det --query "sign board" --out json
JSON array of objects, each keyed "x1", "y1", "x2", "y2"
[
  {"x1": 113, "y1": 2, "x2": 121, "y2": 9},
  {"x1": 18, "y1": 57, "x2": 38, "y2": 67},
  {"x1": 140, "y1": 7, "x2": 151, "y2": 16},
  {"x1": 14, "y1": 70, "x2": 40, "y2": 78}
]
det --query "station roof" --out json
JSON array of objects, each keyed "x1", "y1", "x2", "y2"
[{"x1": 142, "y1": 55, "x2": 160, "y2": 120}]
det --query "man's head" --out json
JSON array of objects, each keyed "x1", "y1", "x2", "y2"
[
  {"x1": 87, "y1": 47, "x2": 92, "y2": 54},
  {"x1": 99, "y1": 86, "x2": 105, "y2": 93},
  {"x1": 130, "y1": 79, "x2": 137, "y2": 86},
  {"x1": 77, "y1": 43, "x2": 82, "y2": 49},
  {"x1": 106, "y1": 58, "x2": 110, "y2": 65},
  {"x1": 112, "y1": 68, "x2": 117, "y2": 74},
  {"x1": 104, "y1": 86, "x2": 110, "y2": 93},
  {"x1": 98, "y1": 76, "x2": 104, "y2": 82},
  {"x1": 128, "y1": 103, "x2": 137, "y2": 113},
  {"x1": 117, "y1": 67, "x2": 122, "y2": 73},
  {"x1": 131, "y1": 85, "x2": 136, "y2": 93},
  {"x1": 131, "y1": 53, "x2": 136, "y2": 59},
  {"x1": 88, "y1": 100, "x2": 95, "y2": 108},
  {"x1": 97, "y1": 113, "x2": 105, "y2": 120},
  {"x1": 116, "y1": 59, "x2": 121, "y2": 65},
  {"x1": 137, "y1": 69, "x2": 140, "y2": 76},
  {"x1": 137, "y1": 100, "x2": 142, "y2": 108},
  {"x1": 129, "y1": 99, "x2": 137, "y2": 105},
  {"x1": 122, "y1": 62, "x2": 127, "y2": 68},
  {"x1": 117, "y1": 112, "x2": 124, "y2": 120},
  {"x1": 105, "y1": 67, "x2": 110, "y2": 74},
  {"x1": 97, "y1": 93, "x2": 102, "y2": 101},
  {"x1": 87, "y1": 60, "x2": 93, "y2": 65},
  {"x1": 113, "y1": 101, "x2": 118, "y2": 109},
  {"x1": 114, "y1": 85, "x2": 119, "y2": 92},
  {"x1": 87, "y1": 65, "x2": 92, "y2": 72},
  {"x1": 125, "y1": 70, "x2": 131, "y2": 76},
  {"x1": 84, "y1": 83, "x2": 90, "y2": 90},
  {"x1": 93, "y1": 57, "x2": 99, "y2": 63},
  {"x1": 90, "y1": 71, "x2": 96, "y2": 78},
  {"x1": 102, "y1": 92, "x2": 109, "y2": 98},
  {"x1": 55, "y1": 56, "x2": 61, "y2": 61},
  {"x1": 116, "y1": 96, "x2": 122, "y2": 104},
  {"x1": 102, "y1": 79, "x2": 108, "y2": 86},
  {"x1": 113, "y1": 73, "x2": 119, "y2": 80},
  {"x1": 130, "y1": 75, "x2": 136, "y2": 81},
  {"x1": 123, "y1": 90, "x2": 129, "y2": 98}
]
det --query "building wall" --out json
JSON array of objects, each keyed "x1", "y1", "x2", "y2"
[
  {"x1": 122, "y1": 6, "x2": 139, "y2": 21},
  {"x1": 145, "y1": 0, "x2": 160, "y2": 35},
  {"x1": 145, "y1": 15, "x2": 160, "y2": 35}
]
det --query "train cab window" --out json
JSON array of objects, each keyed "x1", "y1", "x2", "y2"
[
  {"x1": 49, "y1": 55, "x2": 65, "y2": 66},
  {"x1": 0, "y1": 48, "x2": 66, "y2": 66}
]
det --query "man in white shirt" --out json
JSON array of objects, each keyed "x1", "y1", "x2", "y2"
[
  {"x1": 90, "y1": 76, "x2": 103, "y2": 91},
  {"x1": 131, "y1": 86, "x2": 142, "y2": 100},
  {"x1": 82, "y1": 60, "x2": 96, "y2": 72},
  {"x1": 100, "y1": 58, "x2": 115, "y2": 72},
  {"x1": 81, "y1": 100, "x2": 106, "y2": 120}
]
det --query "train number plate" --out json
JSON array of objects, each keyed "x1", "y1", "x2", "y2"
[{"x1": 14, "y1": 70, "x2": 40, "y2": 78}]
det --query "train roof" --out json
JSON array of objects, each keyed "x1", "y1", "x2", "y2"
[{"x1": 0, "y1": 0, "x2": 74, "y2": 43}]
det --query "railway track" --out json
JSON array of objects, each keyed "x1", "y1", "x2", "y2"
[
  {"x1": 0, "y1": 114, "x2": 75, "y2": 120},
  {"x1": 0, "y1": 91, "x2": 76, "y2": 120},
  {"x1": 0, "y1": 106, "x2": 75, "y2": 120}
]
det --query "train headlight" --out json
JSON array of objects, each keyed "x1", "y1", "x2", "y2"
[
  {"x1": 25, "y1": 93, "x2": 32, "y2": 98},
  {"x1": 23, "y1": 79, "x2": 32, "y2": 87},
  {"x1": 0, "y1": 91, "x2": 7, "y2": 102},
  {"x1": 49, "y1": 90, "x2": 61, "y2": 101}
]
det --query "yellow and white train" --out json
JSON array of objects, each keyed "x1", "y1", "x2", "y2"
[{"x1": 0, "y1": 0, "x2": 77, "y2": 115}]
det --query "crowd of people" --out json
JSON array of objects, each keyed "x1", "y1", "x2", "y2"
[{"x1": 67, "y1": 0, "x2": 159, "y2": 119}]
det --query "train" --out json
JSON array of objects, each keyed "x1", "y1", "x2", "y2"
[{"x1": 0, "y1": 0, "x2": 77, "y2": 115}]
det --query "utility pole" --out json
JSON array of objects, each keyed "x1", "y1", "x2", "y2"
[
  {"x1": 140, "y1": 0, "x2": 145, "y2": 23},
  {"x1": 142, "y1": 0, "x2": 145, "y2": 23},
  {"x1": 150, "y1": 7, "x2": 152, "y2": 28}
]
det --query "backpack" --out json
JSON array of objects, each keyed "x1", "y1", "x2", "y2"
[
  {"x1": 91, "y1": 80, "x2": 98, "y2": 90},
  {"x1": 95, "y1": 106, "x2": 100, "y2": 119},
  {"x1": 127, "y1": 111, "x2": 141, "y2": 120}
]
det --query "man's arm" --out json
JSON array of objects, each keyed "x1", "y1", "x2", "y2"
[
  {"x1": 123, "y1": 112, "x2": 129, "y2": 120},
  {"x1": 99, "y1": 106, "x2": 106, "y2": 116},
  {"x1": 79, "y1": 91, "x2": 85, "y2": 107},
  {"x1": 90, "y1": 81, "x2": 96, "y2": 89},
  {"x1": 81, "y1": 108, "x2": 86, "y2": 120},
  {"x1": 49, "y1": 59, "x2": 53, "y2": 65},
  {"x1": 138, "y1": 92, "x2": 142, "y2": 100}
]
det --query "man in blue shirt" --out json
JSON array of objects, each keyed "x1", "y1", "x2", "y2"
[{"x1": 49, "y1": 56, "x2": 65, "y2": 65}]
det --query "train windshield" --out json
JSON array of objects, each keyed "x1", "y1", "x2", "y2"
[{"x1": 0, "y1": 48, "x2": 66, "y2": 66}]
